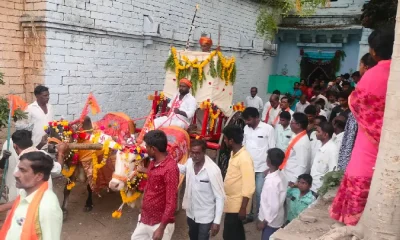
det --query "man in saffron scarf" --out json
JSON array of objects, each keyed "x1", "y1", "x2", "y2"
[
  {"x1": 280, "y1": 113, "x2": 311, "y2": 184},
  {"x1": 0, "y1": 130, "x2": 66, "y2": 213},
  {"x1": 0, "y1": 151, "x2": 63, "y2": 240},
  {"x1": 262, "y1": 93, "x2": 281, "y2": 127},
  {"x1": 154, "y1": 78, "x2": 197, "y2": 130}
]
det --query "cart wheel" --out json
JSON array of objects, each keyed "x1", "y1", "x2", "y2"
[{"x1": 216, "y1": 111, "x2": 245, "y2": 179}]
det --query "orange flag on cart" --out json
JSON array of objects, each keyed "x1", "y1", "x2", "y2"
[
  {"x1": 74, "y1": 93, "x2": 101, "y2": 124},
  {"x1": 87, "y1": 93, "x2": 101, "y2": 115},
  {"x1": 136, "y1": 110, "x2": 155, "y2": 144},
  {"x1": 7, "y1": 95, "x2": 28, "y2": 116}
]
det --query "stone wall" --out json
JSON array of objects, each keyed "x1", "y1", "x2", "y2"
[
  {"x1": 0, "y1": 0, "x2": 47, "y2": 102},
  {"x1": 0, "y1": 0, "x2": 47, "y2": 140},
  {"x1": 30, "y1": 0, "x2": 274, "y2": 120},
  {"x1": 0, "y1": 0, "x2": 26, "y2": 99}
]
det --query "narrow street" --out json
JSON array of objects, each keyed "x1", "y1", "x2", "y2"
[{"x1": 55, "y1": 178, "x2": 261, "y2": 240}]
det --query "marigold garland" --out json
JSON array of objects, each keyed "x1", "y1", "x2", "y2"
[
  {"x1": 62, "y1": 165, "x2": 76, "y2": 178},
  {"x1": 233, "y1": 102, "x2": 245, "y2": 112},
  {"x1": 199, "y1": 100, "x2": 211, "y2": 110},
  {"x1": 112, "y1": 145, "x2": 150, "y2": 219},
  {"x1": 121, "y1": 190, "x2": 142, "y2": 204},
  {"x1": 111, "y1": 190, "x2": 143, "y2": 219},
  {"x1": 217, "y1": 51, "x2": 236, "y2": 86},
  {"x1": 66, "y1": 181, "x2": 76, "y2": 190},
  {"x1": 199, "y1": 100, "x2": 221, "y2": 131},
  {"x1": 209, "y1": 109, "x2": 221, "y2": 131},
  {"x1": 165, "y1": 47, "x2": 236, "y2": 91},
  {"x1": 112, "y1": 209, "x2": 122, "y2": 219},
  {"x1": 92, "y1": 139, "x2": 111, "y2": 184}
]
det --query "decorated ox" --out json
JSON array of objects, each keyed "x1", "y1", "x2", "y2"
[
  {"x1": 109, "y1": 126, "x2": 190, "y2": 217},
  {"x1": 48, "y1": 112, "x2": 135, "y2": 221}
]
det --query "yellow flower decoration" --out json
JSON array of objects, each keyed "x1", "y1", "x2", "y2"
[
  {"x1": 199, "y1": 100, "x2": 211, "y2": 110},
  {"x1": 233, "y1": 102, "x2": 245, "y2": 112},
  {"x1": 92, "y1": 139, "x2": 111, "y2": 184},
  {"x1": 112, "y1": 210, "x2": 122, "y2": 219},
  {"x1": 66, "y1": 181, "x2": 76, "y2": 190},
  {"x1": 169, "y1": 47, "x2": 225, "y2": 85},
  {"x1": 120, "y1": 190, "x2": 142, "y2": 204},
  {"x1": 209, "y1": 109, "x2": 221, "y2": 131},
  {"x1": 62, "y1": 165, "x2": 76, "y2": 178}
]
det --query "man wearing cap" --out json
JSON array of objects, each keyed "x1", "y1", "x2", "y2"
[{"x1": 154, "y1": 78, "x2": 197, "y2": 130}]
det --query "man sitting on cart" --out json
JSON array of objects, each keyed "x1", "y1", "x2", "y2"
[{"x1": 154, "y1": 78, "x2": 197, "y2": 130}]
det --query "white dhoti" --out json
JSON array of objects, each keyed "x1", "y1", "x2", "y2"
[{"x1": 154, "y1": 114, "x2": 189, "y2": 130}]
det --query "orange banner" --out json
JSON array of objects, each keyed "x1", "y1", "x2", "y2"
[{"x1": 8, "y1": 95, "x2": 28, "y2": 116}]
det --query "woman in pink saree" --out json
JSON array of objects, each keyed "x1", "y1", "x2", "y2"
[{"x1": 329, "y1": 29, "x2": 395, "y2": 226}]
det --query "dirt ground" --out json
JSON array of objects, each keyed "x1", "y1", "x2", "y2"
[{"x1": 49, "y1": 177, "x2": 261, "y2": 240}]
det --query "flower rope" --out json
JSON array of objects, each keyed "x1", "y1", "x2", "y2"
[
  {"x1": 165, "y1": 47, "x2": 235, "y2": 90},
  {"x1": 92, "y1": 138, "x2": 111, "y2": 184}
]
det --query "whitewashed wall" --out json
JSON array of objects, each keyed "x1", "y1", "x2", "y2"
[{"x1": 38, "y1": 0, "x2": 275, "y2": 120}]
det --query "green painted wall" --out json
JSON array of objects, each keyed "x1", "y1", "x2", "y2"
[{"x1": 267, "y1": 75, "x2": 300, "y2": 94}]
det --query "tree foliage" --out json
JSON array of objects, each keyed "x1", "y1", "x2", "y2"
[
  {"x1": 360, "y1": 0, "x2": 397, "y2": 29},
  {"x1": 317, "y1": 169, "x2": 344, "y2": 196},
  {"x1": 254, "y1": 0, "x2": 327, "y2": 40}
]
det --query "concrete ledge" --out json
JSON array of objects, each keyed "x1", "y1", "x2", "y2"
[{"x1": 271, "y1": 188, "x2": 339, "y2": 240}]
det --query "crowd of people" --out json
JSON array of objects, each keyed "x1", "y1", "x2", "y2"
[
  {"x1": 0, "y1": 27, "x2": 394, "y2": 240},
  {"x1": 243, "y1": 27, "x2": 394, "y2": 239}
]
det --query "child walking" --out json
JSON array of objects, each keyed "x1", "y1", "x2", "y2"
[{"x1": 257, "y1": 148, "x2": 288, "y2": 240}]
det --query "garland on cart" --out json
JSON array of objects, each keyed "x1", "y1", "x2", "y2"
[
  {"x1": 232, "y1": 102, "x2": 245, "y2": 112},
  {"x1": 199, "y1": 100, "x2": 221, "y2": 132},
  {"x1": 164, "y1": 47, "x2": 236, "y2": 94}
]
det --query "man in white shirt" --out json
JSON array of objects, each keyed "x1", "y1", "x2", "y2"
[
  {"x1": 242, "y1": 107, "x2": 275, "y2": 222},
  {"x1": 154, "y1": 78, "x2": 197, "y2": 130},
  {"x1": 0, "y1": 151, "x2": 62, "y2": 240},
  {"x1": 275, "y1": 111, "x2": 293, "y2": 152},
  {"x1": 279, "y1": 97, "x2": 294, "y2": 116},
  {"x1": 0, "y1": 122, "x2": 47, "y2": 203},
  {"x1": 179, "y1": 140, "x2": 225, "y2": 240},
  {"x1": 281, "y1": 113, "x2": 311, "y2": 183},
  {"x1": 257, "y1": 148, "x2": 288, "y2": 239},
  {"x1": 315, "y1": 98, "x2": 328, "y2": 119},
  {"x1": 309, "y1": 116, "x2": 327, "y2": 164},
  {"x1": 25, "y1": 85, "x2": 53, "y2": 149},
  {"x1": 262, "y1": 90, "x2": 280, "y2": 119},
  {"x1": 0, "y1": 130, "x2": 66, "y2": 212},
  {"x1": 310, "y1": 85, "x2": 328, "y2": 104},
  {"x1": 332, "y1": 115, "x2": 346, "y2": 150},
  {"x1": 262, "y1": 94, "x2": 280, "y2": 127},
  {"x1": 295, "y1": 94, "x2": 310, "y2": 113},
  {"x1": 310, "y1": 122, "x2": 338, "y2": 192},
  {"x1": 325, "y1": 91, "x2": 339, "y2": 120},
  {"x1": 245, "y1": 87, "x2": 264, "y2": 114}
]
